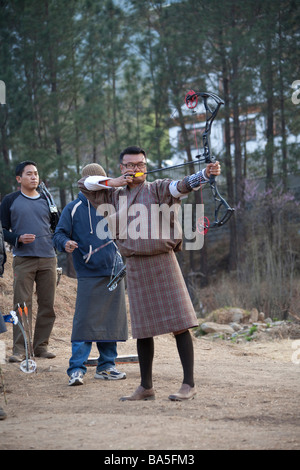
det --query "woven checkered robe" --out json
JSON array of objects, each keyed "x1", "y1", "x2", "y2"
[{"x1": 79, "y1": 178, "x2": 198, "y2": 339}]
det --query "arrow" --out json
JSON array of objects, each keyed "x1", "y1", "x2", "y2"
[{"x1": 133, "y1": 157, "x2": 205, "y2": 178}]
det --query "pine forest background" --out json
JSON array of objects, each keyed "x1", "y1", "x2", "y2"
[{"x1": 1, "y1": 0, "x2": 300, "y2": 320}]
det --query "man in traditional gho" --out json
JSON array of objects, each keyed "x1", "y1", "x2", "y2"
[{"x1": 78, "y1": 146, "x2": 221, "y2": 401}]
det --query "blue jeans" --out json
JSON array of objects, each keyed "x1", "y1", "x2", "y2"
[{"x1": 67, "y1": 341, "x2": 117, "y2": 376}]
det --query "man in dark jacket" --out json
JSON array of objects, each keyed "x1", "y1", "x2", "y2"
[
  {"x1": 53, "y1": 163, "x2": 128, "y2": 386},
  {"x1": 0, "y1": 220, "x2": 6, "y2": 277},
  {"x1": 0, "y1": 312, "x2": 7, "y2": 420},
  {"x1": 0, "y1": 220, "x2": 7, "y2": 419}
]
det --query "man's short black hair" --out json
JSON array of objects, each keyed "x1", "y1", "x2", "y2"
[
  {"x1": 15, "y1": 160, "x2": 38, "y2": 177},
  {"x1": 119, "y1": 146, "x2": 146, "y2": 163}
]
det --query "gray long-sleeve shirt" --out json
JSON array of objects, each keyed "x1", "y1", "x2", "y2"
[{"x1": 0, "y1": 191, "x2": 56, "y2": 258}]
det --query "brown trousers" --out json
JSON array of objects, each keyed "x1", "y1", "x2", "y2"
[{"x1": 12, "y1": 256, "x2": 57, "y2": 355}]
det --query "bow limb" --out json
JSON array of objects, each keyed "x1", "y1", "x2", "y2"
[{"x1": 209, "y1": 175, "x2": 235, "y2": 226}]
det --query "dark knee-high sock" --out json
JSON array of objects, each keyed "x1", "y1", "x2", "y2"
[
  {"x1": 175, "y1": 330, "x2": 194, "y2": 387},
  {"x1": 137, "y1": 337, "x2": 154, "y2": 389}
]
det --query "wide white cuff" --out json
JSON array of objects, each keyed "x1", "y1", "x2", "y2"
[
  {"x1": 84, "y1": 175, "x2": 112, "y2": 190},
  {"x1": 202, "y1": 168, "x2": 209, "y2": 181},
  {"x1": 169, "y1": 180, "x2": 187, "y2": 200}
]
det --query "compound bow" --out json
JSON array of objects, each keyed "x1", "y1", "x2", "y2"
[
  {"x1": 136, "y1": 90, "x2": 234, "y2": 229},
  {"x1": 182, "y1": 90, "x2": 234, "y2": 228}
]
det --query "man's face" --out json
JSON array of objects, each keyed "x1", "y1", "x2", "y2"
[
  {"x1": 120, "y1": 153, "x2": 147, "y2": 186},
  {"x1": 16, "y1": 164, "x2": 39, "y2": 191}
]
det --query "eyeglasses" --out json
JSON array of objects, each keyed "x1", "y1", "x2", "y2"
[{"x1": 121, "y1": 162, "x2": 147, "y2": 170}]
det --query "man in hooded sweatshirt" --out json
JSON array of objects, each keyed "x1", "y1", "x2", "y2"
[{"x1": 53, "y1": 163, "x2": 128, "y2": 386}]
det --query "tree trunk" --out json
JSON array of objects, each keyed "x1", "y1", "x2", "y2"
[{"x1": 265, "y1": 34, "x2": 274, "y2": 187}]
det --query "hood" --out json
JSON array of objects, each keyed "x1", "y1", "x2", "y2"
[{"x1": 78, "y1": 191, "x2": 93, "y2": 235}]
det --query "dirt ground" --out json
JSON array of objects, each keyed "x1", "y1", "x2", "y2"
[{"x1": 0, "y1": 253, "x2": 299, "y2": 451}]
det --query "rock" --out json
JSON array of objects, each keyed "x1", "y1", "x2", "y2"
[
  {"x1": 250, "y1": 308, "x2": 259, "y2": 323},
  {"x1": 200, "y1": 322, "x2": 235, "y2": 335},
  {"x1": 258, "y1": 312, "x2": 265, "y2": 322},
  {"x1": 229, "y1": 322, "x2": 242, "y2": 331},
  {"x1": 195, "y1": 307, "x2": 300, "y2": 343},
  {"x1": 205, "y1": 308, "x2": 250, "y2": 324},
  {"x1": 252, "y1": 322, "x2": 267, "y2": 330}
]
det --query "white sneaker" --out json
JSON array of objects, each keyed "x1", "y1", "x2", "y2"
[
  {"x1": 68, "y1": 371, "x2": 84, "y2": 386},
  {"x1": 94, "y1": 367, "x2": 126, "y2": 380}
]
